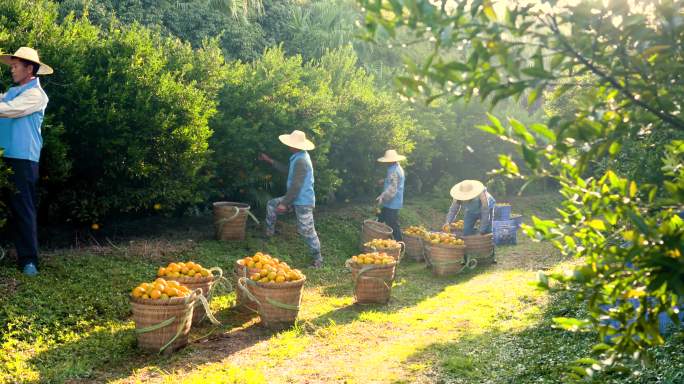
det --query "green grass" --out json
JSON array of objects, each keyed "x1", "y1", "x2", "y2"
[{"x1": 0, "y1": 194, "x2": 681, "y2": 383}]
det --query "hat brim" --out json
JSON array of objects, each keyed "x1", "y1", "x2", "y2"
[
  {"x1": 0, "y1": 55, "x2": 53, "y2": 75},
  {"x1": 450, "y1": 181, "x2": 486, "y2": 200},
  {"x1": 377, "y1": 155, "x2": 406, "y2": 162},
  {"x1": 278, "y1": 134, "x2": 315, "y2": 151}
]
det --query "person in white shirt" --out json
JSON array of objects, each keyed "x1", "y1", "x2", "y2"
[{"x1": 0, "y1": 47, "x2": 52, "y2": 276}]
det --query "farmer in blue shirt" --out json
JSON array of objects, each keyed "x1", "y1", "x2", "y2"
[
  {"x1": 375, "y1": 150, "x2": 406, "y2": 241},
  {"x1": 0, "y1": 47, "x2": 52, "y2": 277},
  {"x1": 259, "y1": 130, "x2": 322, "y2": 268},
  {"x1": 445, "y1": 180, "x2": 496, "y2": 236}
]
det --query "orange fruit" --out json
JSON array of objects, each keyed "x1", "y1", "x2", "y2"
[
  {"x1": 157, "y1": 267, "x2": 166, "y2": 277},
  {"x1": 165, "y1": 287, "x2": 180, "y2": 297},
  {"x1": 132, "y1": 287, "x2": 145, "y2": 297},
  {"x1": 275, "y1": 275, "x2": 285, "y2": 283},
  {"x1": 150, "y1": 289, "x2": 162, "y2": 299}
]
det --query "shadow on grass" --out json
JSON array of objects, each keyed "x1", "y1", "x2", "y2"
[
  {"x1": 25, "y1": 307, "x2": 274, "y2": 383},
  {"x1": 309, "y1": 258, "x2": 483, "y2": 328},
  {"x1": 393, "y1": 290, "x2": 596, "y2": 384}
]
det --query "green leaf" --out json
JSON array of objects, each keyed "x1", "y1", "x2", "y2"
[
  {"x1": 521, "y1": 67, "x2": 555, "y2": 79},
  {"x1": 477, "y1": 124, "x2": 502, "y2": 136},
  {"x1": 529, "y1": 123, "x2": 556, "y2": 143},
  {"x1": 553, "y1": 317, "x2": 592, "y2": 331},
  {"x1": 486, "y1": 112, "x2": 505, "y2": 133},
  {"x1": 483, "y1": 1, "x2": 497, "y2": 21},
  {"x1": 550, "y1": 53, "x2": 565, "y2": 70},
  {"x1": 587, "y1": 219, "x2": 606, "y2": 231},
  {"x1": 521, "y1": 145, "x2": 539, "y2": 169},
  {"x1": 609, "y1": 142, "x2": 621, "y2": 155},
  {"x1": 629, "y1": 181, "x2": 637, "y2": 198},
  {"x1": 510, "y1": 118, "x2": 536, "y2": 146}
]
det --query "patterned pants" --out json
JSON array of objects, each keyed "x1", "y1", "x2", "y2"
[{"x1": 266, "y1": 197, "x2": 322, "y2": 262}]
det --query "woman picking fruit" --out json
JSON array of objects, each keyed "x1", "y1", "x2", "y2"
[{"x1": 445, "y1": 180, "x2": 496, "y2": 236}]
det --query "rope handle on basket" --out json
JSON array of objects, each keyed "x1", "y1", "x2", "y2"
[
  {"x1": 215, "y1": 207, "x2": 261, "y2": 234},
  {"x1": 236, "y1": 277, "x2": 300, "y2": 312},
  {"x1": 206, "y1": 266, "x2": 233, "y2": 300},
  {"x1": 236, "y1": 277, "x2": 262, "y2": 313},
  {"x1": 135, "y1": 289, "x2": 199, "y2": 354},
  {"x1": 348, "y1": 262, "x2": 393, "y2": 294}
]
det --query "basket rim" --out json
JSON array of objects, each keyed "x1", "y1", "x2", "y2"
[
  {"x1": 425, "y1": 241, "x2": 466, "y2": 249},
  {"x1": 347, "y1": 260, "x2": 397, "y2": 269},
  {"x1": 247, "y1": 276, "x2": 307, "y2": 288},
  {"x1": 213, "y1": 201, "x2": 250, "y2": 210},
  {"x1": 363, "y1": 243, "x2": 401, "y2": 250},
  {"x1": 164, "y1": 275, "x2": 214, "y2": 284},
  {"x1": 363, "y1": 219, "x2": 393, "y2": 234},
  {"x1": 130, "y1": 293, "x2": 196, "y2": 305}
]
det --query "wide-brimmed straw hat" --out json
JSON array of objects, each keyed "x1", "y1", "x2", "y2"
[
  {"x1": 377, "y1": 149, "x2": 406, "y2": 163},
  {"x1": 450, "y1": 180, "x2": 486, "y2": 201},
  {"x1": 0, "y1": 47, "x2": 53, "y2": 75},
  {"x1": 278, "y1": 130, "x2": 315, "y2": 151}
]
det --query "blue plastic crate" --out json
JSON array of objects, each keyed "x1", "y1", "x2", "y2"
[
  {"x1": 494, "y1": 204, "x2": 512, "y2": 220},
  {"x1": 493, "y1": 219, "x2": 518, "y2": 245},
  {"x1": 511, "y1": 214, "x2": 523, "y2": 227}
]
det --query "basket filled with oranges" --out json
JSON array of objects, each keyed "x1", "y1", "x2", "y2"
[
  {"x1": 402, "y1": 226, "x2": 427, "y2": 262},
  {"x1": 421, "y1": 232, "x2": 473, "y2": 276},
  {"x1": 363, "y1": 238, "x2": 405, "y2": 262},
  {"x1": 345, "y1": 252, "x2": 397, "y2": 304},
  {"x1": 442, "y1": 220, "x2": 464, "y2": 236},
  {"x1": 130, "y1": 278, "x2": 198, "y2": 353},
  {"x1": 235, "y1": 252, "x2": 306, "y2": 328},
  {"x1": 157, "y1": 261, "x2": 223, "y2": 325}
]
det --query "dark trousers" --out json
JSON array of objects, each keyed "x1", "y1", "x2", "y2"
[
  {"x1": 5, "y1": 158, "x2": 39, "y2": 268},
  {"x1": 378, "y1": 207, "x2": 402, "y2": 242}
]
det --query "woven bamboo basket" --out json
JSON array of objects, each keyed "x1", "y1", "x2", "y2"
[
  {"x1": 237, "y1": 277, "x2": 306, "y2": 329},
  {"x1": 233, "y1": 262, "x2": 259, "y2": 312},
  {"x1": 347, "y1": 261, "x2": 396, "y2": 304},
  {"x1": 213, "y1": 202, "x2": 251, "y2": 241},
  {"x1": 425, "y1": 243, "x2": 473, "y2": 276},
  {"x1": 165, "y1": 268, "x2": 226, "y2": 325},
  {"x1": 360, "y1": 220, "x2": 393, "y2": 250},
  {"x1": 130, "y1": 291, "x2": 198, "y2": 353},
  {"x1": 463, "y1": 233, "x2": 495, "y2": 264},
  {"x1": 402, "y1": 234, "x2": 424, "y2": 262},
  {"x1": 362, "y1": 242, "x2": 405, "y2": 262}
]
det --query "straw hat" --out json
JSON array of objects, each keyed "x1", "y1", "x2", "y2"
[
  {"x1": 450, "y1": 180, "x2": 486, "y2": 201},
  {"x1": 0, "y1": 47, "x2": 53, "y2": 75},
  {"x1": 377, "y1": 149, "x2": 406, "y2": 163},
  {"x1": 278, "y1": 130, "x2": 315, "y2": 151}
]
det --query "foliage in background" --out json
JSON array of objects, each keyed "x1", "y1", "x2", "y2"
[
  {"x1": 1, "y1": 0, "x2": 227, "y2": 222},
  {"x1": 209, "y1": 46, "x2": 417, "y2": 205},
  {"x1": 358, "y1": 0, "x2": 684, "y2": 378}
]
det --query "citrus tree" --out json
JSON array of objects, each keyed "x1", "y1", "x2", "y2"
[{"x1": 357, "y1": 0, "x2": 684, "y2": 378}]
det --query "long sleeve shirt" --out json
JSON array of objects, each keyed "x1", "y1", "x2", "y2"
[
  {"x1": 445, "y1": 191, "x2": 492, "y2": 225},
  {"x1": 272, "y1": 158, "x2": 307, "y2": 206},
  {"x1": 0, "y1": 87, "x2": 48, "y2": 118}
]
